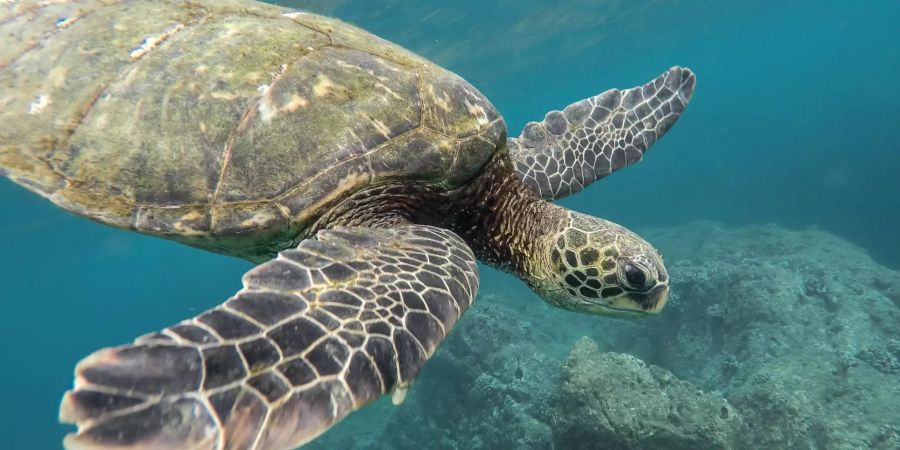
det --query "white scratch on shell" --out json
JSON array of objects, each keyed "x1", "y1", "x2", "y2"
[
  {"x1": 129, "y1": 23, "x2": 185, "y2": 60},
  {"x1": 257, "y1": 64, "x2": 295, "y2": 122},
  {"x1": 55, "y1": 15, "x2": 80, "y2": 29},
  {"x1": 376, "y1": 82, "x2": 403, "y2": 101},
  {"x1": 239, "y1": 210, "x2": 277, "y2": 228},
  {"x1": 464, "y1": 98, "x2": 489, "y2": 126},
  {"x1": 370, "y1": 117, "x2": 392, "y2": 139},
  {"x1": 27, "y1": 94, "x2": 49, "y2": 114},
  {"x1": 281, "y1": 11, "x2": 307, "y2": 19}
]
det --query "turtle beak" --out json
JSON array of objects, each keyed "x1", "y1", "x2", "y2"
[
  {"x1": 641, "y1": 284, "x2": 669, "y2": 314},
  {"x1": 606, "y1": 284, "x2": 668, "y2": 315}
]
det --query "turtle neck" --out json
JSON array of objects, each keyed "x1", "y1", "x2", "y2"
[
  {"x1": 308, "y1": 152, "x2": 567, "y2": 286},
  {"x1": 430, "y1": 153, "x2": 568, "y2": 282}
]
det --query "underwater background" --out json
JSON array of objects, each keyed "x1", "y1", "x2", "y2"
[{"x1": 1, "y1": 0, "x2": 899, "y2": 448}]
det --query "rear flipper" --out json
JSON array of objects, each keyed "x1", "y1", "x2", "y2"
[
  {"x1": 509, "y1": 66, "x2": 695, "y2": 199},
  {"x1": 60, "y1": 225, "x2": 479, "y2": 450}
]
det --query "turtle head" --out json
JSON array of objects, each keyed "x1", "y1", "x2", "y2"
[{"x1": 533, "y1": 211, "x2": 669, "y2": 316}]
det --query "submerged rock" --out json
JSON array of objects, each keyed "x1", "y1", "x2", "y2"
[
  {"x1": 368, "y1": 295, "x2": 560, "y2": 450},
  {"x1": 552, "y1": 338, "x2": 746, "y2": 450}
]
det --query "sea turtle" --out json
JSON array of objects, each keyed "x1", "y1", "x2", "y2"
[{"x1": 0, "y1": 1, "x2": 695, "y2": 449}]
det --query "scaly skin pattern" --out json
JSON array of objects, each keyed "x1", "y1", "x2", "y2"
[
  {"x1": 314, "y1": 155, "x2": 669, "y2": 315},
  {"x1": 60, "y1": 225, "x2": 479, "y2": 450},
  {"x1": 0, "y1": 0, "x2": 503, "y2": 260},
  {"x1": 541, "y1": 212, "x2": 669, "y2": 314},
  {"x1": 509, "y1": 66, "x2": 695, "y2": 199},
  {"x1": 309, "y1": 154, "x2": 568, "y2": 278}
]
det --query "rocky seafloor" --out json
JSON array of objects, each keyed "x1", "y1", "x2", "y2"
[{"x1": 307, "y1": 222, "x2": 900, "y2": 449}]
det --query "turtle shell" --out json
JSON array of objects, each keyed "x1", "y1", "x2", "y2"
[{"x1": 0, "y1": 0, "x2": 505, "y2": 259}]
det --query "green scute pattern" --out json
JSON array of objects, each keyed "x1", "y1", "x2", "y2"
[{"x1": 0, "y1": 0, "x2": 503, "y2": 258}]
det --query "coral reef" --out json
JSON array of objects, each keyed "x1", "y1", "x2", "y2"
[
  {"x1": 306, "y1": 293, "x2": 566, "y2": 449},
  {"x1": 598, "y1": 222, "x2": 900, "y2": 449},
  {"x1": 369, "y1": 295, "x2": 561, "y2": 450},
  {"x1": 307, "y1": 222, "x2": 900, "y2": 449}
]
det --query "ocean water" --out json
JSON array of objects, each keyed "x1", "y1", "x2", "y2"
[{"x1": 1, "y1": 1, "x2": 899, "y2": 449}]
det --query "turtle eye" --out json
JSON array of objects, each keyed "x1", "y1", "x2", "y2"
[{"x1": 621, "y1": 262, "x2": 649, "y2": 290}]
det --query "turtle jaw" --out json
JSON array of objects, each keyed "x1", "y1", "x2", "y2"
[
  {"x1": 577, "y1": 283, "x2": 669, "y2": 317},
  {"x1": 537, "y1": 282, "x2": 669, "y2": 317},
  {"x1": 612, "y1": 284, "x2": 669, "y2": 314},
  {"x1": 645, "y1": 284, "x2": 669, "y2": 313}
]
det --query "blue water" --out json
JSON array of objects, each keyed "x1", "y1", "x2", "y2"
[{"x1": 1, "y1": 1, "x2": 899, "y2": 448}]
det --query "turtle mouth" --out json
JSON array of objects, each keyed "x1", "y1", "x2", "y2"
[
  {"x1": 541, "y1": 282, "x2": 669, "y2": 317},
  {"x1": 590, "y1": 284, "x2": 669, "y2": 316},
  {"x1": 633, "y1": 284, "x2": 669, "y2": 314}
]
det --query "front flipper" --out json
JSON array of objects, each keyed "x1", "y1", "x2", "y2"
[
  {"x1": 509, "y1": 66, "x2": 695, "y2": 199},
  {"x1": 60, "y1": 225, "x2": 478, "y2": 450}
]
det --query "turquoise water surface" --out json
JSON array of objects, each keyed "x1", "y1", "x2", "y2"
[{"x1": 1, "y1": 1, "x2": 899, "y2": 448}]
